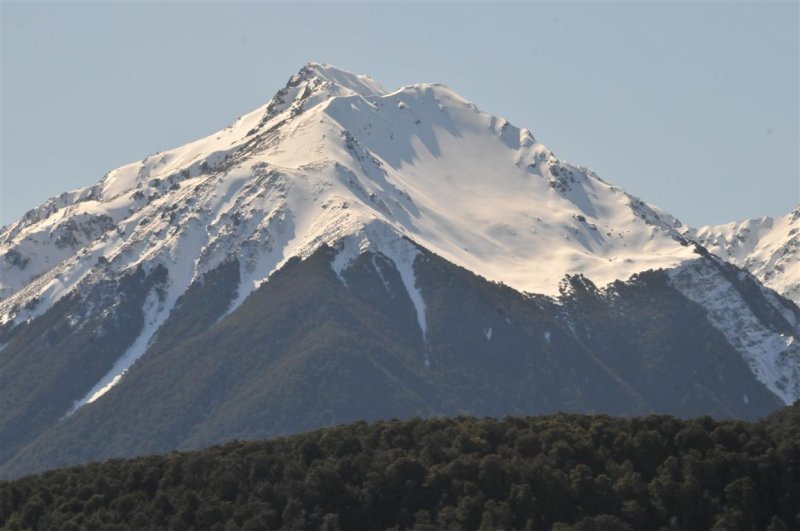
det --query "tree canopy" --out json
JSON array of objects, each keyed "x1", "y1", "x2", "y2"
[{"x1": 2, "y1": 404, "x2": 798, "y2": 530}]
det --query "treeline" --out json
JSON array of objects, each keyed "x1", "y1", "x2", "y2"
[{"x1": 1, "y1": 404, "x2": 798, "y2": 530}]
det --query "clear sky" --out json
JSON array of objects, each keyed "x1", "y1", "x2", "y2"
[{"x1": 2, "y1": 2, "x2": 798, "y2": 227}]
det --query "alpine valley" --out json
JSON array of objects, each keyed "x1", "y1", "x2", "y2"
[{"x1": 1, "y1": 63, "x2": 798, "y2": 479}]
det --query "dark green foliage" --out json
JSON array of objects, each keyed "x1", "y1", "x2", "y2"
[{"x1": 2, "y1": 406, "x2": 799, "y2": 530}]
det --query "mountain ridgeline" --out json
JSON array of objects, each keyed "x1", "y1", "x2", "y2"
[{"x1": 1, "y1": 63, "x2": 799, "y2": 478}]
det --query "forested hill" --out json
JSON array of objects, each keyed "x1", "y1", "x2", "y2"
[{"x1": 2, "y1": 405, "x2": 799, "y2": 530}]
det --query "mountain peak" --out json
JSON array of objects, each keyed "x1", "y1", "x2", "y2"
[
  {"x1": 254, "y1": 63, "x2": 386, "y2": 129},
  {"x1": 299, "y1": 62, "x2": 386, "y2": 96}
]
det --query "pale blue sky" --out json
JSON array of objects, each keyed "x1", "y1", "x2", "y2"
[{"x1": 2, "y1": 2, "x2": 798, "y2": 227}]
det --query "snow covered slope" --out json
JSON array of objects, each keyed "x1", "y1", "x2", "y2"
[
  {"x1": 669, "y1": 256, "x2": 800, "y2": 404},
  {"x1": 1, "y1": 63, "x2": 796, "y2": 412},
  {"x1": 0, "y1": 63, "x2": 696, "y2": 321},
  {"x1": 688, "y1": 208, "x2": 800, "y2": 305}
]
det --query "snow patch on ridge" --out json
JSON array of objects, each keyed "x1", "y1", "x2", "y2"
[
  {"x1": 67, "y1": 221, "x2": 208, "y2": 415},
  {"x1": 669, "y1": 259, "x2": 800, "y2": 404},
  {"x1": 391, "y1": 245, "x2": 428, "y2": 341},
  {"x1": 66, "y1": 287, "x2": 165, "y2": 416},
  {"x1": 332, "y1": 224, "x2": 428, "y2": 354}
]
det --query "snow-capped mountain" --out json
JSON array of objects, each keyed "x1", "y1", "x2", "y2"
[
  {"x1": 1, "y1": 63, "x2": 798, "y2": 477},
  {"x1": 0, "y1": 62, "x2": 699, "y2": 400},
  {"x1": 688, "y1": 208, "x2": 800, "y2": 305},
  {"x1": 1, "y1": 63, "x2": 696, "y2": 319}
]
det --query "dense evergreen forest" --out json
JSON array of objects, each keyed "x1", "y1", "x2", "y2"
[{"x1": 1, "y1": 404, "x2": 798, "y2": 530}]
